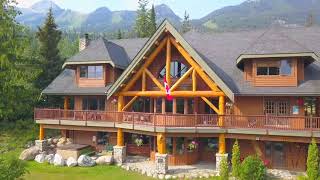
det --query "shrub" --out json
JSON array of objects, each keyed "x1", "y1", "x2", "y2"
[
  {"x1": 219, "y1": 157, "x2": 229, "y2": 180},
  {"x1": 231, "y1": 139, "x2": 241, "y2": 178},
  {"x1": 239, "y1": 155, "x2": 266, "y2": 180},
  {"x1": 0, "y1": 156, "x2": 28, "y2": 180},
  {"x1": 307, "y1": 138, "x2": 319, "y2": 180}
]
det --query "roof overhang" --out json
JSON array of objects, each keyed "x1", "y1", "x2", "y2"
[
  {"x1": 236, "y1": 52, "x2": 320, "y2": 70},
  {"x1": 107, "y1": 19, "x2": 235, "y2": 101},
  {"x1": 62, "y1": 61, "x2": 126, "y2": 69}
]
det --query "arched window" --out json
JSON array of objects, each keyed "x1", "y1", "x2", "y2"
[{"x1": 159, "y1": 61, "x2": 189, "y2": 78}]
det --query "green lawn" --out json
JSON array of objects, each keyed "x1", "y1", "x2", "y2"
[
  {"x1": 0, "y1": 120, "x2": 154, "y2": 180},
  {"x1": 24, "y1": 161, "x2": 153, "y2": 180}
]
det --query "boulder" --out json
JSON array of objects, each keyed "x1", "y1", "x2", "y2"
[
  {"x1": 95, "y1": 155, "x2": 113, "y2": 165},
  {"x1": 78, "y1": 155, "x2": 96, "y2": 167},
  {"x1": 66, "y1": 157, "x2": 77, "y2": 167},
  {"x1": 47, "y1": 138, "x2": 53, "y2": 145},
  {"x1": 52, "y1": 138, "x2": 59, "y2": 144},
  {"x1": 58, "y1": 137, "x2": 66, "y2": 143},
  {"x1": 19, "y1": 146, "x2": 40, "y2": 161},
  {"x1": 34, "y1": 153, "x2": 46, "y2": 163},
  {"x1": 66, "y1": 138, "x2": 73, "y2": 143},
  {"x1": 53, "y1": 154, "x2": 65, "y2": 166},
  {"x1": 45, "y1": 154, "x2": 54, "y2": 164}
]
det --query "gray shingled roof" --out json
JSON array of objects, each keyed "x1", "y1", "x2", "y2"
[
  {"x1": 183, "y1": 27, "x2": 320, "y2": 95},
  {"x1": 64, "y1": 38, "x2": 137, "y2": 69},
  {"x1": 42, "y1": 69, "x2": 111, "y2": 95},
  {"x1": 44, "y1": 24, "x2": 320, "y2": 97}
]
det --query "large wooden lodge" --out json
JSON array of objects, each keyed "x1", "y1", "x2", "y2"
[{"x1": 35, "y1": 20, "x2": 320, "y2": 171}]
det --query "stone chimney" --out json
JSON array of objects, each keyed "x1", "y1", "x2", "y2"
[{"x1": 79, "y1": 33, "x2": 90, "y2": 51}]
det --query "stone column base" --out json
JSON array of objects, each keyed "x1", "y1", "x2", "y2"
[
  {"x1": 155, "y1": 153, "x2": 168, "y2": 174},
  {"x1": 113, "y1": 146, "x2": 126, "y2": 165},
  {"x1": 216, "y1": 153, "x2": 228, "y2": 174},
  {"x1": 35, "y1": 140, "x2": 47, "y2": 152}
]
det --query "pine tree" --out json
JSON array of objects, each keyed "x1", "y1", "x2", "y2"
[
  {"x1": 307, "y1": 138, "x2": 319, "y2": 180},
  {"x1": 181, "y1": 10, "x2": 191, "y2": 33},
  {"x1": 0, "y1": 0, "x2": 39, "y2": 120},
  {"x1": 135, "y1": 0, "x2": 149, "y2": 38},
  {"x1": 117, "y1": 29, "x2": 122, "y2": 39},
  {"x1": 36, "y1": 8, "x2": 62, "y2": 89},
  {"x1": 148, "y1": 4, "x2": 157, "y2": 36},
  {"x1": 232, "y1": 139, "x2": 241, "y2": 178}
]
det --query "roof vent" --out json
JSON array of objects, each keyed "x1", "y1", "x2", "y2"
[{"x1": 79, "y1": 33, "x2": 90, "y2": 51}]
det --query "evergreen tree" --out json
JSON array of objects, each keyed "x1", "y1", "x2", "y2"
[
  {"x1": 181, "y1": 10, "x2": 191, "y2": 33},
  {"x1": 36, "y1": 8, "x2": 62, "y2": 89},
  {"x1": 219, "y1": 157, "x2": 229, "y2": 180},
  {"x1": 148, "y1": 4, "x2": 157, "y2": 36},
  {"x1": 0, "y1": 0, "x2": 40, "y2": 120},
  {"x1": 307, "y1": 138, "x2": 319, "y2": 180},
  {"x1": 135, "y1": 0, "x2": 149, "y2": 38},
  {"x1": 117, "y1": 29, "x2": 122, "y2": 39},
  {"x1": 232, "y1": 139, "x2": 241, "y2": 178}
]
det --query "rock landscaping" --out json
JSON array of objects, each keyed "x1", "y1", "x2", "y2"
[{"x1": 20, "y1": 137, "x2": 302, "y2": 179}]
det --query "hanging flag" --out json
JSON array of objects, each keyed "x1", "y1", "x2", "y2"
[{"x1": 163, "y1": 75, "x2": 173, "y2": 101}]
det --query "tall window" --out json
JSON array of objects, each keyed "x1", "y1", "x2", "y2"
[
  {"x1": 159, "y1": 61, "x2": 189, "y2": 78},
  {"x1": 257, "y1": 60, "x2": 292, "y2": 76},
  {"x1": 82, "y1": 97, "x2": 105, "y2": 110},
  {"x1": 80, "y1": 65, "x2": 103, "y2": 79}
]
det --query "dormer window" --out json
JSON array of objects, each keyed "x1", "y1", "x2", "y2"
[
  {"x1": 256, "y1": 60, "x2": 292, "y2": 76},
  {"x1": 80, "y1": 65, "x2": 103, "y2": 79}
]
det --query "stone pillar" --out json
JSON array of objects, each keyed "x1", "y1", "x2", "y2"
[
  {"x1": 113, "y1": 146, "x2": 126, "y2": 165},
  {"x1": 216, "y1": 153, "x2": 228, "y2": 174},
  {"x1": 35, "y1": 139, "x2": 47, "y2": 152},
  {"x1": 155, "y1": 153, "x2": 168, "y2": 174}
]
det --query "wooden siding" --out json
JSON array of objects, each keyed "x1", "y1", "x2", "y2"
[
  {"x1": 233, "y1": 96, "x2": 304, "y2": 116},
  {"x1": 252, "y1": 58, "x2": 298, "y2": 87}
]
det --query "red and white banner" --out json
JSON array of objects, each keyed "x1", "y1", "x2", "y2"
[{"x1": 163, "y1": 75, "x2": 173, "y2": 101}]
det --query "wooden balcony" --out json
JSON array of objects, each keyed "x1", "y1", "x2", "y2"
[{"x1": 34, "y1": 108, "x2": 320, "y2": 136}]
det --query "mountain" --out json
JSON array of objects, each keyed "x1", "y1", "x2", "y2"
[
  {"x1": 16, "y1": 0, "x2": 181, "y2": 32},
  {"x1": 16, "y1": 0, "x2": 320, "y2": 33},
  {"x1": 195, "y1": 0, "x2": 320, "y2": 31}
]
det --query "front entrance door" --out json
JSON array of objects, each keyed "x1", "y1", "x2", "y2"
[{"x1": 265, "y1": 142, "x2": 285, "y2": 169}]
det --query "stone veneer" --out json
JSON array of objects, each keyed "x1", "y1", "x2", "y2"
[
  {"x1": 215, "y1": 153, "x2": 228, "y2": 174},
  {"x1": 113, "y1": 146, "x2": 126, "y2": 165},
  {"x1": 155, "y1": 153, "x2": 168, "y2": 174},
  {"x1": 35, "y1": 140, "x2": 47, "y2": 152}
]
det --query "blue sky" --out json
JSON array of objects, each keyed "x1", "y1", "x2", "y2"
[{"x1": 17, "y1": 0, "x2": 247, "y2": 19}]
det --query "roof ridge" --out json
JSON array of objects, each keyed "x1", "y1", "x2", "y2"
[
  {"x1": 242, "y1": 28, "x2": 272, "y2": 54},
  {"x1": 278, "y1": 29, "x2": 313, "y2": 53}
]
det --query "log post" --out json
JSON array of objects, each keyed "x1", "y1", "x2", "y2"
[{"x1": 39, "y1": 124, "x2": 44, "y2": 140}]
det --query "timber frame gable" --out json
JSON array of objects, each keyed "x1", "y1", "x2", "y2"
[{"x1": 107, "y1": 20, "x2": 234, "y2": 102}]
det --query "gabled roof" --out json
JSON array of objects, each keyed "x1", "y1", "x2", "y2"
[
  {"x1": 107, "y1": 19, "x2": 234, "y2": 101},
  {"x1": 235, "y1": 28, "x2": 319, "y2": 69},
  {"x1": 62, "y1": 38, "x2": 131, "y2": 69}
]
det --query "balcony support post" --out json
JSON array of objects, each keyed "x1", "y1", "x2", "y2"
[
  {"x1": 35, "y1": 124, "x2": 47, "y2": 152},
  {"x1": 63, "y1": 96, "x2": 69, "y2": 119},
  {"x1": 114, "y1": 95, "x2": 126, "y2": 165},
  {"x1": 156, "y1": 132, "x2": 168, "y2": 174},
  {"x1": 217, "y1": 95, "x2": 228, "y2": 174}
]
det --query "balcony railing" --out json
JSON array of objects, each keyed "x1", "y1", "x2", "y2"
[{"x1": 34, "y1": 108, "x2": 320, "y2": 131}]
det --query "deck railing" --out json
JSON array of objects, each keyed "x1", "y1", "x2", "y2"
[{"x1": 34, "y1": 108, "x2": 320, "y2": 130}]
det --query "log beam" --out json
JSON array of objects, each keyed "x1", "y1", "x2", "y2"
[
  {"x1": 142, "y1": 71, "x2": 146, "y2": 91},
  {"x1": 122, "y1": 96, "x2": 138, "y2": 111},
  {"x1": 166, "y1": 38, "x2": 171, "y2": 86},
  {"x1": 169, "y1": 37, "x2": 222, "y2": 93},
  {"x1": 157, "y1": 133, "x2": 166, "y2": 154},
  {"x1": 170, "y1": 67, "x2": 194, "y2": 92},
  {"x1": 117, "y1": 128, "x2": 124, "y2": 146},
  {"x1": 119, "y1": 91, "x2": 225, "y2": 97},
  {"x1": 192, "y1": 69, "x2": 197, "y2": 91},
  {"x1": 218, "y1": 95, "x2": 226, "y2": 154},
  {"x1": 201, "y1": 96, "x2": 219, "y2": 114},
  {"x1": 123, "y1": 37, "x2": 168, "y2": 92},
  {"x1": 144, "y1": 68, "x2": 165, "y2": 91}
]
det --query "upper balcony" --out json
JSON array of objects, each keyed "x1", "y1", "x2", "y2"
[{"x1": 35, "y1": 108, "x2": 320, "y2": 137}]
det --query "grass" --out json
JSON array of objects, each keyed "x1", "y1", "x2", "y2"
[
  {"x1": 24, "y1": 161, "x2": 153, "y2": 180},
  {"x1": 0, "y1": 120, "x2": 154, "y2": 180}
]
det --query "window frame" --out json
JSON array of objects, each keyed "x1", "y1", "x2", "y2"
[
  {"x1": 79, "y1": 65, "x2": 104, "y2": 79},
  {"x1": 264, "y1": 99, "x2": 290, "y2": 116},
  {"x1": 256, "y1": 59, "x2": 292, "y2": 76}
]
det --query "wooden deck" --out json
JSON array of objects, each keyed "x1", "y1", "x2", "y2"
[{"x1": 34, "y1": 108, "x2": 320, "y2": 132}]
